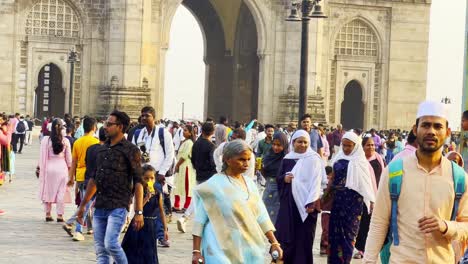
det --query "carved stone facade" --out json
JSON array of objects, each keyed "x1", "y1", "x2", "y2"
[{"x1": 0, "y1": 0, "x2": 431, "y2": 129}]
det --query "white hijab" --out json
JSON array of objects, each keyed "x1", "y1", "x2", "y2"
[
  {"x1": 284, "y1": 130, "x2": 325, "y2": 222},
  {"x1": 333, "y1": 131, "x2": 376, "y2": 214}
]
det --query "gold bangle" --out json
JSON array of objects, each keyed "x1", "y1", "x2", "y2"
[
  {"x1": 271, "y1": 242, "x2": 281, "y2": 246},
  {"x1": 192, "y1": 249, "x2": 201, "y2": 254}
]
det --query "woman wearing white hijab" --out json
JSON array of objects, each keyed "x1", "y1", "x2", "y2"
[
  {"x1": 328, "y1": 131, "x2": 376, "y2": 264},
  {"x1": 275, "y1": 130, "x2": 325, "y2": 264}
]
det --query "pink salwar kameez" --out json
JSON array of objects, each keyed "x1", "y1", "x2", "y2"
[{"x1": 38, "y1": 136, "x2": 72, "y2": 216}]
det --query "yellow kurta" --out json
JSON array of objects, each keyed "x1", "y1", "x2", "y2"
[
  {"x1": 363, "y1": 153, "x2": 468, "y2": 264},
  {"x1": 174, "y1": 140, "x2": 196, "y2": 197}
]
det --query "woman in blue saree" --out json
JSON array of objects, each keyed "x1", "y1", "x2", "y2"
[{"x1": 191, "y1": 140, "x2": 283, "y2": 264}]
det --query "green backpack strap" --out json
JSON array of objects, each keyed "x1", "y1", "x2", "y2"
[
  {"x1": 388, "y1": 159, "x2": 404, "y2": 246},
  {"x1": 451, "y1": 161, "x2": 466, "y2": 221}
]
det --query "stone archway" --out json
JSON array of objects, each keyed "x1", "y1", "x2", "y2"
[
  {"x1": 164, "y1": 0, "x2": 261, "y2": 122},
  {"x1": 340, "y1": 80, "x2": 364, "y2": 130},
  {"x1": 35, "y1": 63, "x2": 65, "y2": 119}
]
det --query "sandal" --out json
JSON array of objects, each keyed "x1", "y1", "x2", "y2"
[
  {"x1": 57, "y1": 218, "x2": 64, "y2": 223},
  {"x1": 353, "y1": 251, "x2": 364, "y2": 259},
  {"x1": 45, "y1": 216, "x2": 54, "y2": 222},
  {"x1": 62, "y1": 224, "x2": 73, "y2": 237}
]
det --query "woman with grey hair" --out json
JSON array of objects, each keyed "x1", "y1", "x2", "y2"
[{"x1": 191, "y1": 140, "x2": 283, "y2": 264}]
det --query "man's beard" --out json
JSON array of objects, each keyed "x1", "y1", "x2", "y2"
[{"x1": 417, "y1": 138, "x2": 443, "y2": 153}]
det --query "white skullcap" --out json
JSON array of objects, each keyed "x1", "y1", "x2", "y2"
[{"x1": 416, "y1": 101, "x2": 449, "y2": 120}]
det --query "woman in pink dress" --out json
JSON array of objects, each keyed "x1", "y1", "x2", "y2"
[{"x1": 38, "y1": 119, "x2": 72, "y2": 222}]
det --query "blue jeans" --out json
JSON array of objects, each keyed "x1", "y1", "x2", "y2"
[
  {"x1": 66, "y1": 184, "x2": 94, "y2": 233},
  {"x1": 93, "y1": 208, "x2": 128, "y2": 264}
]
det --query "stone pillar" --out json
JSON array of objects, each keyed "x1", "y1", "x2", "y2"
[
  {"x1": 101, "y1": 0, "x2": 157, "y2": 119},
  {"x1": 257, "y1": 52, "x2": 274, "y2": 123},
  {"x1": 0, "y1": 1, "x2": 16, "y2": 113}
]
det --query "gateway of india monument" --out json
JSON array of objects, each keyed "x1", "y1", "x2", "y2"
[{"x1": 0, "y1": 0, "x2": 431, "y2": 129}]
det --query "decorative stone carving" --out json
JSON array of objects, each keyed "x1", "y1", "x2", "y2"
[
  {"x1": 98, "y1": 76, "x2": 152, "y2": 119},
  {"x1": 277, "y1": 85, "x2": 326, "y2": 125}
]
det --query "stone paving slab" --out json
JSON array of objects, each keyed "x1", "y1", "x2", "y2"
[{"x1": 0, "y1": 134, "x2": 349, "y2": 264}]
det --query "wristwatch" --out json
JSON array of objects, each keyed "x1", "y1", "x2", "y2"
[{"x1": 135, "y1": 210, "x2": 143, "y2": 215}]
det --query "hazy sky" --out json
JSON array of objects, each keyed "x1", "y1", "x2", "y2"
[
  {"x1": 426, "y1": 0, "x2": 466, "y2": 130},
  {"x1": 164, "y1": 2, "x2": 467, "y2": 129}
]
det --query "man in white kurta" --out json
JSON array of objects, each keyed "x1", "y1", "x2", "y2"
[{"x1": 363, "y1": 101, "x2": 468, "y2": 263}]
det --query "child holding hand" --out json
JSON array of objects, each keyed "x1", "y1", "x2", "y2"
[{"x1": 122, "y1": 164, "x2": 168, "y2": 264}]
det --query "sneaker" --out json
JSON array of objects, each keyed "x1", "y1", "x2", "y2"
[
  {"x1": 62, "y1": 224, "x2": 74, "y2": 237},
  {"x1": 72, "y1": 232, "x2": 85, "y2": 241},
  {"x1": 353, "y1": 251, "x2": 364, "y2": 259},
  {"x1": 0, "y1": 210, "x2": 5, "y2": 216},
  {"x1": 177, "y1": 216, "x2": 187, "y2": 233},
  {"x1": 158, "y1": 239, "x2": 170, "y2": 248}
]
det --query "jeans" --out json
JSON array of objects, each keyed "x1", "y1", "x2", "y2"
[
  {"x1": 66, "y1": 183, "x2": 94, "y2": 233},
  {"x1": 12, "y1": 133, "x2": 25, "y2": 153},
  {"x1": 93, "y1": 208, "x2": 128, "y2": 264}
]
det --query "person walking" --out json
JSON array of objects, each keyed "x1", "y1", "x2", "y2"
[
  {"x1": 122, "y1": 164, "x2": 168, "y2": 264},
  {"x1": 353, "y1": 136, "x2": 385, "y2": 259},
  {"x1": 13, "y1": 115, "x2": 28, "y2": 154},
  {"x1": 0, "y1": 114, "x2": 12, "y2": 184},
  {"x1": 76, "y1": 110, "x2": 144, "y2": 264},
  {"x1": 37, "y1": 119, "x2": 72, "y2": 222},
  {"x1": 25, "y1": 115, "x2": 34, "y2": 145},
  {"x1": 363, "y1": 101, "x2": 468, "y2": 263},
  {"x1": 173, "y1": 124, "x2": 196, "y2": 212},
  {"x1": 191, "y1": 140, "x2": 283, "y2": 264},
  {"x1": 256, "y1": 124, "x2": 275, "y2": 158},
  {"x1": 176, "y1": 122, "x2": 216, "y2": 233},
  {"x1": 63, "y1": 117, "x2": 98, "y2": 241},
  {"x1": 300, "y1": 114, "x2": 324, "y2": 156},
  {"x1": 275, "y1": 130, "x2": 324, "y2": 264},
  {"x1": 328, "y1": 132, "x2": 376, "y2": 264},
  {"x1": 261, "y1": 132, "x2": 289, "y2": 224}
]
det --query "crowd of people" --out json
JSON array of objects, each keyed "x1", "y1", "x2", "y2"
[{"x1": 0, "y1": 101, "x2": 467, "y2": 264}]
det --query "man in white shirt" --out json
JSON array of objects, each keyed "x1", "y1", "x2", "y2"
[
  {"x1": 172, "y1": 121, "x2": 184, "y2": 153},
  {"x1": 133, "y1": 108, "x2": 175, "y2": 180},
  {"x1": 13, "y1": 115, "x2": 29, "y2": 154}
]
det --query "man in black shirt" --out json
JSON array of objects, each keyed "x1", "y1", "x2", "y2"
[
  {"x1": 77, "y1": 110, "x2": 144, "y2": 264},
  {"x1": 191, "y1": 122, "x2": 217, "y2": 183}
]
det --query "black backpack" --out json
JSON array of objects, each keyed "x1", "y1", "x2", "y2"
[{"x1": 16, "y1": 121, "x2": 26, "y2": 133}]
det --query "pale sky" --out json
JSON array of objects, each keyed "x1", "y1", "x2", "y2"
[
  {"x1": 164, "y1": 2, "x2": 467, "y2": 129},
  {"x1": 426, "y1": 0, "x2": 466, "y2": 130}
]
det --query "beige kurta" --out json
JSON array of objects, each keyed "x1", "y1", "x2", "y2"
[
  {"x1": 174, "y1": 140, "x2": 196, "y2": 197},
  {"x1": 363, "y1": 153, "x2": 468, "y2": 264}
]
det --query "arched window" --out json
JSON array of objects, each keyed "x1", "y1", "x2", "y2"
[
  {"x1": 329, "y1": 19, "x2": 381, "y2": 126},
  {"x1": 25, "y1": 0, "x2": 80, "y2": 38},
  {"x1": 334, "y1": 19, "x2": 378, "y2": 57}
]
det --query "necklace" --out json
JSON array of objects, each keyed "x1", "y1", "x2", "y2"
[{"x1": 225, "y1": 174, "x2": 250, "y2": 200}]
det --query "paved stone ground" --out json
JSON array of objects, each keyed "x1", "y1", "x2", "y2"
[{"x1": 0, "y1": 132, "x2": 345, "y2": 263}]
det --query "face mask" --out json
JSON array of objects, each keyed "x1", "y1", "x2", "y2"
[{"x1": 147, "y1": 180, "x2": 155, "y2": 194}]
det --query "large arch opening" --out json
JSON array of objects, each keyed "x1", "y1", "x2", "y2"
[
  {"x1": 35, "y1": 63, "x2": 65, "y2": 119},
  {"x1": 340, "y1": 80, "x2": 364, "y2": 130},
  {"x1": 163, "y1": 0, "x2": 260, "y2": 122},
  {"x1": 163, "y1": 5, "x2": 205, "y2": 120}
]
